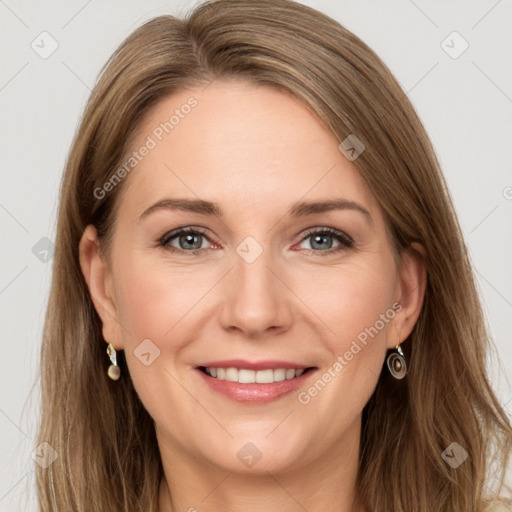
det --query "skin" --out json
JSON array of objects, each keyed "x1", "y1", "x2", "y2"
[{"x1": 79, "y1": 79, "x2": 426, "y2": 512}]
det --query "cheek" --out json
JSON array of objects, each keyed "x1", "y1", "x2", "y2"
[
  {"x1": 112, "y1": 259, "x2": 205, "y2": 420},
  {"x1": 337, "y1": 271, "x2": 395, "y2": 347},
  {"x1": 114, "y1": 255, "x2": 207, "y2": 342},
  {"x1": 291, "y1": 256, "x2": 397, "y2": 402},
  {"x1": 287, "y1": 258, "x2": 397, "y2": 448},
  {"x1": 298, "y1": 258, "x2": 396, "y2": 343}
]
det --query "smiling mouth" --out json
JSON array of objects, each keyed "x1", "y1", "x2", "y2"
[{"x1": 198, "y1": 366, "x2": 316, "y2": 384}]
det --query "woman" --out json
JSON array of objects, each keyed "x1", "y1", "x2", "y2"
[{"x1": 36, "y1": 0, "x2": 511, "y2": 510}]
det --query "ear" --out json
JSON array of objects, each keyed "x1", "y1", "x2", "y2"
[
  {"x1": 388, "y1": 242, "x2": 427, "y2": 349},
  {"x1": 78, "y1": 224, "x2": 124, "y2": 350}
]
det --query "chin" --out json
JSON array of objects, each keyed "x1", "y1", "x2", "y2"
[{"x1": 198, "y1": 434, "x2": 310, "y2": 475}]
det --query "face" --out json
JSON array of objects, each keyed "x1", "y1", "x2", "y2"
[{"x1": 81, "y1": 79, "x2": 424, "y2": 475}]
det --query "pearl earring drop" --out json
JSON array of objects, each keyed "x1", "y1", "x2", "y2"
[{"x1": 107, "y1": 343, "x2": 121, "y2": 380}]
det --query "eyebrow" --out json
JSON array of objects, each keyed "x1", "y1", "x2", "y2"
[{"x1": 139, "y1": 197, "x2": 372, "y2": 224}]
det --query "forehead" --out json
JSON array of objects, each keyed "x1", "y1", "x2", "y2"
[{"x1": 117, "y1": 79, "x2": 380, "y2": 222}]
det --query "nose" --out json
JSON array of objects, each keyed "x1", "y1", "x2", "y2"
[{"x1": 218, "y1": 244, "x2": 293, "y2": 339}]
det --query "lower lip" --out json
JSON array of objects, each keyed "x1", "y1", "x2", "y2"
[{"x1": 196, "y1": 368, "x2": 316, "y2": 403}]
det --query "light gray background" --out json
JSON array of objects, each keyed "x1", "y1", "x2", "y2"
[{"x1": 1, "y1": 0, "x2": 511, "y2": 510}]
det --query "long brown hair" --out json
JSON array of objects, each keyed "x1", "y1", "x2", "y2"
[{"x1": 35, "y1": 0, "x2": 511, "y2": 510}]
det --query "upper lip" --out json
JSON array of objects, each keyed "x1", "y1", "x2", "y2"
[{"x1": 196, "y1": 359, "x2": 313, "y2": 371}]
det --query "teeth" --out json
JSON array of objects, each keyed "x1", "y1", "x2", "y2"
[
  {"x1": 225, "y1": 367, "x2": 238, "y2": 382},
  {"x1": 285, "y1": 369, "x2": 295, "y2": 380},
  {"x1": 204, "y1": 366, "x2": 307, "y2": 383},
  {"x1": 255, "y1": 369, "x2": 274, "y2": 383},
  {"x1": 239, "y1": 369, "x2": 256, "y2": 383},
  {"x1": 273, "y1": 368, "x2": 286, "y2": 382}
]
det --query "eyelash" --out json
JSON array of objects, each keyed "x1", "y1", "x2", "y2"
[{"x1": 158, "y1": 226, "x2": 354, "y2": 256}]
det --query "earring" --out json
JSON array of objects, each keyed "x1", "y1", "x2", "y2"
[
  {"x1": 386, "y1": 343, "x2": 407, "y2": 379},
  {"x1": 106, "y1": 343, "x2": 121, "y2": 381}
]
